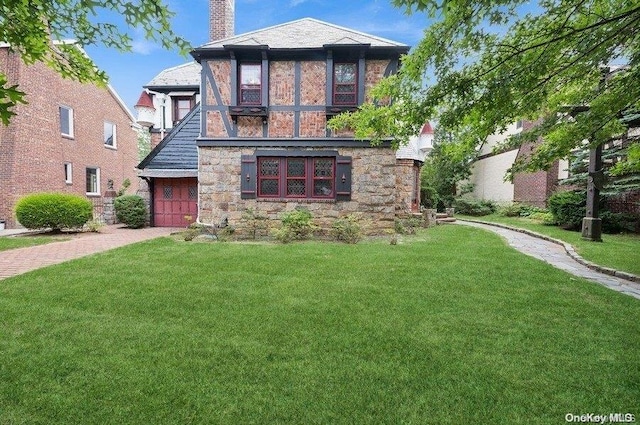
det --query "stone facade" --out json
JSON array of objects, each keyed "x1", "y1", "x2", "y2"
[{"x1": 199, "y1": 146, "x2": 398, "y2": 234}]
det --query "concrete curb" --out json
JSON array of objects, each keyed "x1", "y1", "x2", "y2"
[{"x1": 457, "y1": 218, "x2": 640, "y2": 284}]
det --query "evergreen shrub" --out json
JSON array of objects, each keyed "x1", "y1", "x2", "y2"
[
  {"x1": 114, "y1": 195, "x2": 146, "y2": 229},
  {"x1": 15, "y1": 192, "x2": 92, "y2": 230}
]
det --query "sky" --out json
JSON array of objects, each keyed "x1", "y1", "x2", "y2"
[{"x1": 83, "y1": 0, "x2": 431, "y2": 113}]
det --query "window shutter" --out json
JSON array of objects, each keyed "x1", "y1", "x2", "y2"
[
  {"x1": 241, "y1": 155, "x2": 257, "y2": 199},
  {"x1": 335, "y1": 156, "x2": 352, "y2": 201}
]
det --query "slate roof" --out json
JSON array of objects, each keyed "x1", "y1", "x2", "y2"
[
  {"x1": 144, "y1": 61, "x2": 201, "y2": 89},
  {"x1": 138, "y1": 104, "x2": 200, "y2": 174},
  {"x1": 198, "y1": 18, "x2": 409, "y2": 50}
]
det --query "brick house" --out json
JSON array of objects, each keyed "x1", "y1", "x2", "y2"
[
  {"x1": 0, "y1": 42, "x2": 140, "y2": 229},
  {"x1": 466, "y1": 120, "x2": 567, "y2": 208},
  {"x1": 137, "y1": 0, "x2": 423, "y2": 232}
]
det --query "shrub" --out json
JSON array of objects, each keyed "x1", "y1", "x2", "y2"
[
  {"x1": 600, "y1": 211, "x2": 640, "y2": 234},
  {"x1": 394, "y1": 216, "x2": 423, "y2": 235},
  {"x1": 453, "y1": 198, "x2": 495, "y2": 216},
  {"x1": 15, "y1": 192, "x2": 92, "y2": 230},
  {"x1": 273, "y1": 208, "x2": 317, "y2": 243},
  {"x1": 114, "y1": 195, "x2": 146, "y2": 229},
  {"x1": 497, "y1": 202, "x2": 525, "y2": 217},
  {"x1": 547, "y1": 191, "x2": 586, "y2": 230},
  {"x1": 331, "y1": 213, "x2": 369, "y2": 243},
  {"x1": 241, "y1": 208, "x2": 268, "y2": 239},
  {"x1": 529, "y1": 211, "x2": 557, "y2": 225}
]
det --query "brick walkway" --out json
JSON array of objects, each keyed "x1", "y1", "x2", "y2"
[
  {"x1": 458, "y1": 220, "x2": 640, "y2": 300},
  {"x1": 0, "y1": 225, "x2": 179, "y2": 280}
]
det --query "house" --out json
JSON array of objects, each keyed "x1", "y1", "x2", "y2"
[
  {"x1": 0, "y1": 42, "x2": 140, "y2": 229},
  {"x1": 137, "y1": 0, "x2": 422, "y2": 232},
  {"x1": 466, "y1": 120, "x2": 568, "y2": 208}
]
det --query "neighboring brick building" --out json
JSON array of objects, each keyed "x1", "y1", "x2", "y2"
[
  {"x1": 0, "y1": 42, "x2": 140, "y2": 229},
  {"x1": 467, "y1": 120, "x2": 567, "y2": 208},
  {"x1": 138, "y1": 0, "x2": 421, "y2": 232}
]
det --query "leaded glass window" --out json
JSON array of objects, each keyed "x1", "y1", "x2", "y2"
[
  {"x1": 240, "y1": 63, "x2": 261, "y2": 105},
  {"x1": 333, "y1": 63, "x2": 357, "y2": 105},
  {"x1": 256, "y1": 157, "x2": 335, "y2": 199}
]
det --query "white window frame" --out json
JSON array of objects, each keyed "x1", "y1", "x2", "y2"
[
  {"x1": 86, "y1": 167, "x2": 100, "y2": 195},
  {"x1": 64, "y1": 162, "x2": 73, "y2": 184},
  {"x1": 104, "y1": 121, "x2": 117, "y2": 148},
  {"x1": 60, "y1": 105, "x2": 74, "y2": 138}
]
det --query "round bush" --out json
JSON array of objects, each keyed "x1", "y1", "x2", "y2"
[
  {"x1": 114, "y1": 195, "x2": 147, "y2": 229},
  {"x1": 15, "y1": 192, "x2": 93, "y2": 230},
  {"x1": 547, "y1": 190, "x2": 586, "y2": 230}
]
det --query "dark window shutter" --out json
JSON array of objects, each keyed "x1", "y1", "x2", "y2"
[
  {"x1": 241, "y1": 155, "x2": 257, "y2": 199},
  {"x1": 335, "y1": 156, "x2": 352, "y2": 201}
]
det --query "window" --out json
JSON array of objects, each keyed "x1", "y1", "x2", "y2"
[
  {"x1": 64, "y1": 163, "x2": 72, "y2": 184},
  {"x1": 60, "y1": 106, "x2": 74, "y2": 138},
  {"x1": 239, "y1": 63, "x2": 261, "y2": 105},
  {"x1": 104, "y1": 121, "x2": 116, "y2": 147},
  {"x1": 86, "y1": 167, "x2": 100, "y2": 195},
  {"x1": 333, "y1": 63, "x2": 357, "y2": 105},
  {"x1": 257, "y1": 157, "x2": 335, "y2": 199},
  {"x1": 172, "y1": 96, "x2": 194, "y2": 124}
]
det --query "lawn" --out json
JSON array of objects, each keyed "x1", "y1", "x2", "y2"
[
  {"x1": 1, "y1": 225, "x2": 638, "y2": 424},
  {"x1": 458, "y1": 214, "x2": 640, "y2": 276},
  {"x1": 0, "y1": 235, "x2": 70, "y2": 252}
]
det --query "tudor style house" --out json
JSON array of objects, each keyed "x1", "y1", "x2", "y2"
[
  {"x1": 138, "y1": 0, "x2": 422, "y2": 232},
  {"x1": 0, "y1": 42, "x2": 140, "y2": 229}
]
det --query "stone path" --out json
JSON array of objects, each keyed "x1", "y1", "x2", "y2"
[
  {"x1": 0, "y1": 225, "x2": 178, "y2": 280},
  {"x1": 458, "y1": 220, "x2": 640, "y2": 300}
]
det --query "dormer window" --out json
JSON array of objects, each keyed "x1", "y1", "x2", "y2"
[
  {"x1": 173, "y1": 96, "x2": 195, "y2": 125},
  {"x1": 333, "y1": 63, "x2": 357, "y2": 105},
  {"x1": 239, "y1": 63, "x2": 262, "y2": 105}
]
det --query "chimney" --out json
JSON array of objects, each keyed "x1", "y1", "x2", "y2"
[{"x1": 209, "y1": 0, "x2": 235, "y2": 42}]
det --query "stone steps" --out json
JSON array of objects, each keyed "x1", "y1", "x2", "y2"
[{"x1": 436, "y1": 212, "x2": 456, "y2": 224}]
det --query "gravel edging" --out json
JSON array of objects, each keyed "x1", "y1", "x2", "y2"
[{"x1": 457, "y1": 218, "x2": 640, "y2": 284}]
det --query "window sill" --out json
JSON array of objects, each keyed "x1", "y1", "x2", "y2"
[
  {"x1": 104, "y1": 144, "x2": 117, "y2": 150},
  {"x1": 257, "y1": 198, "x2": 336, "y2": 203},
  {"x1": 229, "y1": 106, "x2": 268, "y2": 121},
  {"x1": 86, "y1": 193, "x2": 101, "y2": 197},
  {"x1": 62, "y1": 134, "x2": 75, "y2": 140},
  {"x1": 325, "y1": 106, "x2": 358, "y2": 116}
]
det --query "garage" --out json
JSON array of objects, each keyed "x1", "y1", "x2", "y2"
[{"x1": 153, "y1": 178, "x2": 198, "y2": 227}]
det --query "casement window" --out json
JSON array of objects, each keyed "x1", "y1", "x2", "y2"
[
  {"x1": 60, "y1": 105, "x2": 74, "y2": 138},
  {"x1": 172, "y1": 96, "x2": 195, "y2": 124},
  {"x1": 64, "y1": 163, "x2": 73, "y2": 184},
  {"x1": 104, "y1": 121, "x2": 116, "y2": 147},
  {"x1": 86, "y1": 167, "x2": 100, "y2": 195},
  {"x1": 239, "y1": 63, "x2": 262, "y2": 105},
  {"x1": 241, "y1": 153, "x2": 352, "y2": 201},
  {"x1": 333, "y1": 63, "x2": 357, "y2": 105}
]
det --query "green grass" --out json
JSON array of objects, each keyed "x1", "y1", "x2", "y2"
[
  {"x1": 1, "y1": 225, "x2": 639, "y2": 424},
  {"x1": 459, "y1": 214, "x2": 640, "y2": 276},
  {"x1": 0, "y1": 235, "x2": 69, "y2": 251}
]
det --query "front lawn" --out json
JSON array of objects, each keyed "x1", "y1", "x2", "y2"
[
  {"x1": 458, "y1": 214, "x2": 640, "y2": 276},
  {"x1": 1, "y1": 225, "x2": 638, "y2": 424},
  {"x1": 0, "y1": 235, "x2": 70, "y2": 252}
]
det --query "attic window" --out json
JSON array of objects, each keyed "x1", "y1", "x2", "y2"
[
  {"x1": 173, "y1": 96, "x2": 195, "y2": 125},
  {"x1": 333, "y1": 63, "x2": 357, "y2": 105},
  {"x1": 239, "y1": 63, "x2": 262, "y2": 105}
]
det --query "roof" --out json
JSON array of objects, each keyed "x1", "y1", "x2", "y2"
[
  {"x1": 145, "y1": 61, "x2": 201, "y2": 88},
  {"x1": 135, "y1": 90, "x2": 155, "y2": 109},
  {"x1": 138, "y1": 104, "x2": 200, "y2": 172},
  {"x1": 198, "y1": 18, "x2": 409, "y2": 50}
]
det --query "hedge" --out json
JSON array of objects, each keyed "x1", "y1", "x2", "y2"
[{"x1": 15, "y1": 192, "x2": 93, "y2": 230}]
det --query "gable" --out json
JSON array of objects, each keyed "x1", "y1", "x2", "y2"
[{"x1": 138, "y1": 104, "x2": 200, "y2": 174}]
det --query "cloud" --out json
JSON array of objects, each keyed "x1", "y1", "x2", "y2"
[
  {"x1": 131, "y1": 38, "x2": 161, "y2": 55},
  {"x1": 289, "y1": 0, "x2": 309, "y2": 5}
]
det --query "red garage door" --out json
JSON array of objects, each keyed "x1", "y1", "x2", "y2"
[{"x1": 153, "y1": 178, "x2": 198, "y2": 227}]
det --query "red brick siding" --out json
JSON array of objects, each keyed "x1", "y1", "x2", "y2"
[
  {"x1": 0, "y1": 48, "x2": 139, "y2": 228},
  {"x1": 300, "y1": 61, "x2": 325, "y2": 105},
  {"x1": 513, "y1": 140, "x2": 559, "y2": 208},
  {"x1": 236, "y1": 116, "x2": 262, "y2": 137},
  {"x1": 269, "y1": 61, "x2": 295, "y2": 106},
  {"x1": 209, "y1": 0, "x2": 234, "y2": 42}
]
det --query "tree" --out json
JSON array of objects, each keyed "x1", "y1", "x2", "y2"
[
  {"x1": 328, "y1": 0, "x2": 640, "y2": 176},
  {"x1": 420, "y1": 126, "x2": 476, "y2": 209},
  {"x1": 0, "y1": 0, "x2": 190, "y2": 125}
]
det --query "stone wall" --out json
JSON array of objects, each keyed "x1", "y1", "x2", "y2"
[{"x1": 199, "y1": 146, "x2": 399, "y2": 234}]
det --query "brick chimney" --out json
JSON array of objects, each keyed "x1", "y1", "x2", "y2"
[{"x1": 209, "y1": 0, "x2": 235, "y2": 42}]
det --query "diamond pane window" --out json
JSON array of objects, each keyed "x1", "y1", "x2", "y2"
[
  {"x1": 188, "y1": 186, "x2": 197, "y2": 199},
  {"x1": 163, "y1": 186, "x2": 173, "y2": 199},
  {"x1": 255, "y1": 157, "x2": 336, "y2": 200},
  {"x1": 333, "y1": 63, "x2": 357, "y2": 105}
]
